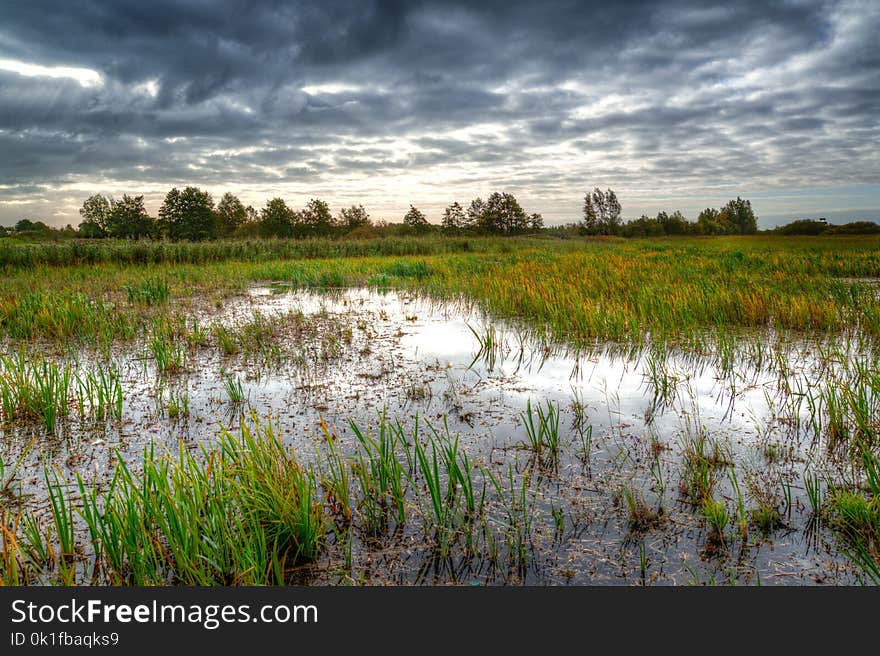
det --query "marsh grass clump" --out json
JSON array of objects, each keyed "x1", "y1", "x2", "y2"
[
  {"x1": 487, "y1": 464, "x2": 535, "y2": 573},
  {"x1": 744, "y1": 468, "x2": 785, "y2": 534},
  {"x1": 75, "y1": 365, "x2": 124, "y2": 422},
  {"x1": 644, "y1": 348, "x2": 682, "y2": 408},
  {"x1": 520, "y1": 399, "x2": 561, "y2": 458},
  {"x1": 0, "y1": 289, "x2": 136, "y2": 344},
  {"x1": 680, "y1": 429, "x2": 731, "y2": 504},
  {"x1": 239, "y1": 312, "x2": 282, "y2": 361},
  {"x1": 616, "y1": 486, "x2": 664, "y2": 534},
  {"x1": 0, "y1": 351, "x2": 72, "y2": 432},
  {"x1": 149, "y1": 318, "x2": 187, "y2": 374},
  {"x1": 410, "y1": 421, "x2": 484, "y2": 556},
  {"x1": 123, "y1": 277, "x2": 169, "y2": 305},
  {"x1": 701, "y1": 497, "x2": 730, "y2": 546},
  {"x1": 386, "y1": 260, "x2": 430, "y2": 279},
  {"x1": 165, "y1": 390, "x2": 189, "y2": 420},
  {"x1": 827, "y1": 448, "x2": 880, "y2": 583},
  {"x1": 349, "y1": 417, "x2": 407, "y2": 536},
  {"x1": 18, "y1": 415, "x2": 330, "y2": 585},
  {"x1": 223, "y1": 376, "x2": 247, "y2": 404},
  {"x1": 809, "y1": 353, "x2": 880, "y2": 455},
  {"x1": 467, "y1": 322, "x2": 503, "y2": 371},
  {"x1": 213, "y1": 323, "x2": 239, "y2": 356}
]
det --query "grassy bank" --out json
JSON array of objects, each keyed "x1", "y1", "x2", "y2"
[{"x1": 2, "y1": 235, "x2": 880, "y2": 347}]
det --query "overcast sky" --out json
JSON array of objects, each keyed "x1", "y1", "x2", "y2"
[{"x1": 0, "y1": 0, "x2": 878, "y2": 228}]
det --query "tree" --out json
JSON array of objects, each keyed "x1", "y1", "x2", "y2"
[
  {"x1": 259, "y1": 198, "x2": 295, "y2": 238},
  {"x1": 15, "y1": 219, "x2": 38, "y2": 232},
  {"x1": 78, "y1": 194, "x2": 111, "y2": 237},
  {"x1": 775, "y1": 218, "x2": 828, "y2": 236},
  {"x1": 216, "y1": 192, "x2": 247, "y2": 237},
  {"x1": 442, "y1": 202, "x2": 466, "y2": 232},
  {"x1": 403, "y1": 205, "x2": 429, "y2": 230},
  {"x1": 106, "y1": 195, "x2": 154, "y2": 239},
  {"x1": 77, "y1": 220, "x2": 106, "y2": 238},
  {"x1": 465, "y1": 198, "x2": 485, "y2": 230},
  {"x1": 302, "y1": 198, "x2": 334, "y2": 236},
  {"x1": 582, "y1": 192, "x2": 599, "y2": 234},
  {"x1": 722, "y1": 197, "x2": 757, "y2": 234},
  {"x1": 659, "y1": 210, "x2": 690, "y2": 235},
  {"x1": 338, "y1": 204, "x2": 371, "y2": 231},
  {"x1": 696, "y1": 207, "x2": 726, "y2": 235},
  {"x1": 159, "y1": 187, "x2": 216, "y2": 241},
  {"x1": 527, "y1": 213, "x2": 544, "y2": 231},
  {"x1": 481, "y1": 192, "x2": 529, "y2": 234},
  {"x1": 622, "y1": 214, "x2": 665, "y2": 238},
  {"x1": 581, "y1": 187, "x2": 621, "y2": 235}
]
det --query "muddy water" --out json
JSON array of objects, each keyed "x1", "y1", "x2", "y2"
[{"x1": 0, "y1": 286, "x2": 864, "y2": 584}]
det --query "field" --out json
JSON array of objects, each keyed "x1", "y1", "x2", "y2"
[{"x1": 0, "y1": 234, "x2": 878, "y2": 585}]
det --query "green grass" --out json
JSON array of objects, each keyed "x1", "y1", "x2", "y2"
[
  {"x1": 0, "y1": 351, "x2": 72, "y2": 431},
  {"x1": 349, "y1": 416, "x2": 407, "y2": 536},
  {"x1": 47, "y1": 415, "x2": 326, "y2": 585},
  {"x1": 680, "y1": 429, "x2": 730, "y2": 504},
  {"x1": 76, "y1": 365, "x2": 124, "y2": 421},
  {"x1": 828, "y1": 448, "x2": 880, "y2": 583},
  {"x1": 4, "y1": 236, "x2": 880, "y2": 350},
  {"x1": 123, "y1": 277, "x2": 169, "y2": 305},
  {"x1": 223, "y1": 376, "x2": 247, "y2": 404},
  {"x1": 701, "y1": 497, "x2": 729, "y2": 544},
  {"x1": 520, "y1": 399, "x2": 561, "y2": 458},
  {"x1": 2, "y1": 234, "x2": 880, "y2": 585}
]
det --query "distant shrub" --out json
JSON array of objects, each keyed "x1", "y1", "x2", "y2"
[
  {"x1": 824, "y1": 221, "x2": 880, "y2": 235},
  {"x1": 775, "y1": 219, "x2": 829, "y2": 235}
]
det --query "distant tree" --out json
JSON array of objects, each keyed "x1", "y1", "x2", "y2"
[
  {"x1": 581, "y1": 188, "x2": 621, "y2": 235},
  {"x1": 696, "y1": 207, "x2": 725, "y2": 235},
  {"x1": 245, "y1": 205, "x2": 259, "y2": 224},
  {"x1": 338, "y1": 204, "x2": 371, "y2": 231},
  {"x1": 465, "y1": 198, "x2": 485, "y2": 231},
  {"x1": 216, "y1": 192, "x2": 247, "y2": 237},
  {"x1": 403, "y1": 205, "x2": 429, "y2": 229},
  {"x1": 582, "y1": 193, "x2": 598, "y2": 234},
  {"x1": 77, "y1": 220, "x2": 106, "y2": 238},
  {"x1": 442, "y1": 202, "x2": 466, "y2": 232},
  {"x1": 622, "y1": 214, "x2": 664, "y2": 238},
  {"x1": 605, "y1": 190, "x2": 622, "y2": 235},
  {"x1": 106, "y1": 195, "x2": 154, "y2": 239},
  {"x1": 78, "y1": 194, "x2": 111, "y2": 236},
  {"x1": 159, "y1": 187, "x2": 216, "y2": 241},
  {"x1": 259, "y1": 198, "x2": 296, "y2": 238},
  {"x1": 302, "y1": 198, "x2": 334, "y2": 236},
  {"x1": 659, "y1": 210, "x2": 690, "y2": 235},
  {"x1": 722, "y1": 197, "x2": 757, "y2": 234},
  {"x1": 775, "y1": 218, "x2": 828, "y2": 236},
  {"x1": 481, "y1": 192, "x2": 529, "y2": 234},
  {"x1": 824, "y1": 221, "x2": 880, "y2": 235},
  {"x1": 14, "y1": 219, "x2": 38, "y2": 233},
  {"x1": 527, "y1": 213, "x2": 544, "y2": 231}
]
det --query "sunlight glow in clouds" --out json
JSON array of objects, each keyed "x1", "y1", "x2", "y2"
[{"x1": 0, "y1": 58, "x2": 102, "y2": 87}]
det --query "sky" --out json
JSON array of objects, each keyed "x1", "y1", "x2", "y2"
[{"x1": 0, "y1": 0, "x2": 878, "y2": 228}]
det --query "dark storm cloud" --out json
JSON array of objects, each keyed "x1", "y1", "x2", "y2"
[{"x1": 0, "y1": 0, "x2": 878, "y2": 225}]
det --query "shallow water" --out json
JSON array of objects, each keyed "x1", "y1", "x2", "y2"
[{"x1": 0, "y1": 286, "x2": 869, "y2": 584}]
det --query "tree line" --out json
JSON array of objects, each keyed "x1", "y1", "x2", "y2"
[
  {"x1": 67, "y1": 188, "x2": 544, "y2": 240},
  {"x1": 3, "y1": 185, "x2": 878, "y2": 240},
  {"x1": 567, "y1": 188, "x2": 758, "y2": 237}
]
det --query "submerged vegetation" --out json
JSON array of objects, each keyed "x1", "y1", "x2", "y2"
[{"x1": 0, "y1": 234, "x2": 878, "y2": 585}]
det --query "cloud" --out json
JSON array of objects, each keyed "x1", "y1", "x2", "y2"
[{"x1": 0, "y1": 0, "x2": 877, "y2": 226}]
